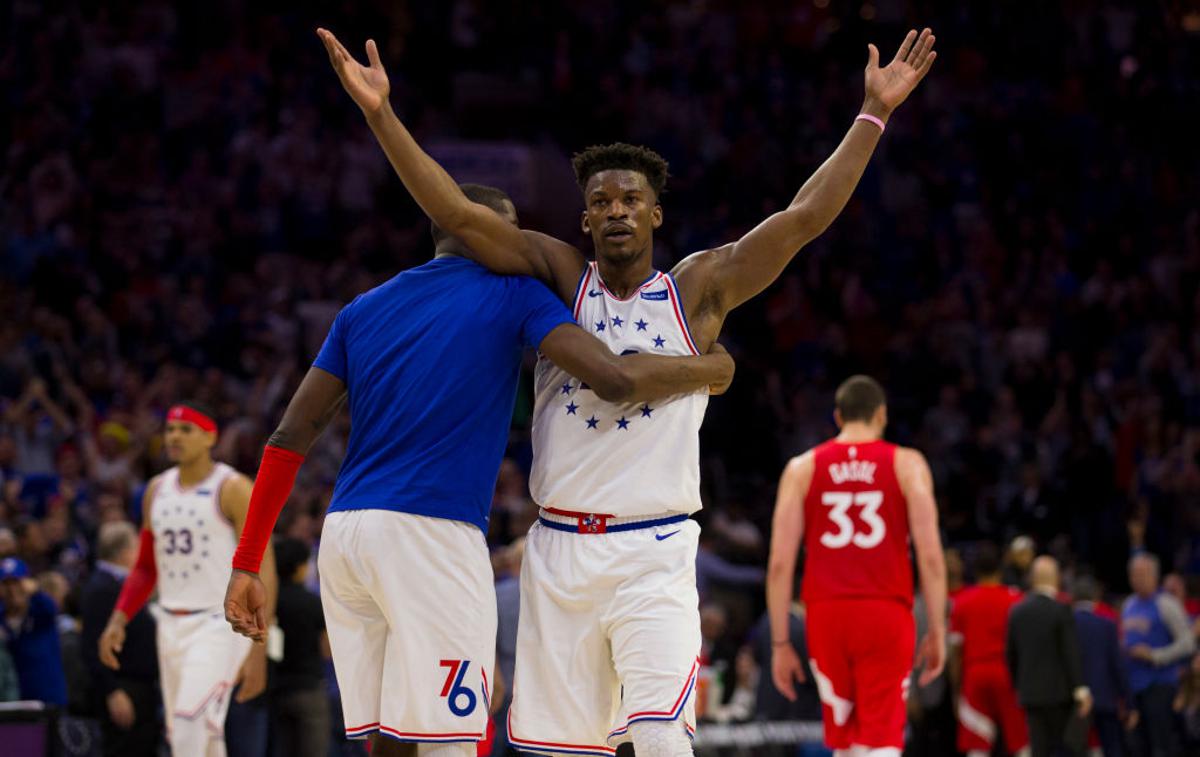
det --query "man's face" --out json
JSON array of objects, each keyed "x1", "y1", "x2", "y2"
[
  {"x1": 581, "y1": 170, "x2": 662, "y2": 265},
  {"x1": 1129, "y1": 558, "x2": 1157, "y2": 596},
  {"x1": 0, "y1": 579, "x2": 27, "y2": 611},
  {"x1": 164, "y1": 420, "x2": 214, "y2": 464}
]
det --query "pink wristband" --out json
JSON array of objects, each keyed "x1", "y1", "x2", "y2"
[{"x1": 855, "y1": 113, "x2": 886, "y2": 132}]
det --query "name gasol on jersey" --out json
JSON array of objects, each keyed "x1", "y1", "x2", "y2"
[{"x1": 828, "y1": 460, "x2": 877, "y2": 485}]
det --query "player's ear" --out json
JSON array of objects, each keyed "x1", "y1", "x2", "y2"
[
  {"x1": 651, "y1": 203, "x2": 663, "y2": 230},
  {"x1": 581, "y1": 211, "x2": 591, "y2": 235},
  {"x1": 877, "y1": 405, "x2": 888, "y2": 429},
  {"x1": 833, "y1": 409, "x2": 844, "y2": 429}
]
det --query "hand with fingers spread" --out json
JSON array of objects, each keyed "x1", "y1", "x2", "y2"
[
  {"x1": 224, "y1": 568, "x2": 269, "y2": 642},
  {"x1": 316, "y1": 27, "x2": 390, "y2": 115},
  {"x1": 864, "y1": 27, "x2": 938, "y2": 120}
]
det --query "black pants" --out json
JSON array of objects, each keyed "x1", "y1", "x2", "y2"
[
  {"x1": 272, "y1": 685, "x2": 331, "y2": 757},
  {"x1": 99, "y1": 679, "x2": 159, "y2": 757},
  {"x1": 1093, "y1": 709, "x2": 1126, "y2": 757},
  {"x1": 1134, "y1": 684, "x2": 1179, "y2": 757},
  {"x1": 1026, "y1": 703, "x2": 1082, "y2": 757}
]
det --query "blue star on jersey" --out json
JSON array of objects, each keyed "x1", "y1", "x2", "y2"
[{"x1": 560, "y1": 319, "x2": 675, "y2": 432}]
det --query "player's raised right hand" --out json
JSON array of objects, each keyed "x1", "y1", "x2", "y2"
[
  {"x1": 98, "y1": 616, "x2": 126, "y2": 670},
  {"x1": 771, "y1": 641, "x2": 806, "y2": 702},
  {"x1": 225, "y1": 568, "x2": 269, "y2": 642},
  {"x1": 317, "y1": 28, "x2": 390, "y2": 115}
]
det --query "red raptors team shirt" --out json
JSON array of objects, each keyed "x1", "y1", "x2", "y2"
[
  {"x1": 801, "y1": 439, "x2": 913, "y2": 607},
  {"x1": 950, "y1": 584, "x2": 1023, "y2": 667}
]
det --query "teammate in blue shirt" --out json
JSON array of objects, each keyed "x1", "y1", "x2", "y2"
[{"x1": 223, "y1": 183, "x2": 732, "y2": 756}]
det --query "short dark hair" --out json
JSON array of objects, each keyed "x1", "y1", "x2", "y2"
[
  {"x1": 430, "y1": 184, "x2": 514, "y2": 245},
  {"x1": 571, "y1": 143, "x2": 670, "y2": 198},
  {"x1": 273, "y1": 536, "x2": 311, "y2": 583},
  {"x1": 834, "y1": 375, "x2": 887, "y2": 423},
  {"x1": 973, "y1": 542, "x2": 1002, "y2": 579},
  {"x1": 1072, "y1": 574, "x2": 1101, "y2": 602}
]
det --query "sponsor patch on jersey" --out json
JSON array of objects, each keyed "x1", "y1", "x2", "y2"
[{"x1": 640, "y1": 290, "x2": 668, "y2": 301}]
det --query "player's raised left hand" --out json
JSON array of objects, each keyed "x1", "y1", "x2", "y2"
[
  {"x1": 771, "y1": 641, "x2": 807, "y2": 701},
  {"x1": 317, "y1": 28, "x2": 390, "y2": 115},
  {"x1": 224, "y1": 569, "x2": 268, "y2": 642},
  {"x1": 863, "y1": 28, "x2": 937, "y2": 117}
]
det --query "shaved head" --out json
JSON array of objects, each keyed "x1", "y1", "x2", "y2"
[{"x1": 1030, "y1": 555, "x2": 1060, "y2": 592}]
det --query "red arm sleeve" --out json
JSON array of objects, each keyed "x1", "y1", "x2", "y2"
[
  {"x1": 114, "y1": 528, "x2": 157, "y2": 618},
  {"x1": 231, "y1": 444, "x2": 305, "y2": 573}
]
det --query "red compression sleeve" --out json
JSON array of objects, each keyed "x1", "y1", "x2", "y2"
[
  {"x1": 114, "y1": 528, "x2": 157, "y2": 618},
  {"x1": 232, "y1": 445, "x2": 305, "y2": 573}
]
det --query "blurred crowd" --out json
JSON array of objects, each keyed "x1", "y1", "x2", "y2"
[{"x1": 2, "y1": 0, "x2": 1199, "y2": 755}]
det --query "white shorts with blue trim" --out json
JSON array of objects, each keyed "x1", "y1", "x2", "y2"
[
  {"x1": 318, "y1": 510, "x2": 496, "y2": 744},
  {"x1": 508, "y1": 511, "x2": 701, "y2": 756}
]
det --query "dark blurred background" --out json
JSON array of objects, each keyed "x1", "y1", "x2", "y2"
[{"x1": 2, "y1": 1, "x2": 1199, "y2": 755}]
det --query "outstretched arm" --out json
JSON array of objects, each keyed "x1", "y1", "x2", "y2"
[
  {"x1": 317, "y1": 28, "x2": 583, "y2": 300},
  {"x1": 766, "y1": 453, "x2": 814, "y2": 701},
  {"x1": 685, "y1": 28, "x2": 937, "y2": 311},
  {"x1": 538, "y1": 324, "x2": 734, "y2": 403}
]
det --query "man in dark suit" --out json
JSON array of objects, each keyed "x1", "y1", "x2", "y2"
[
  {"x1": 1007, "y1": 556, "x2": 1093, "y2": 757},
  {"x1": 80, "y1": 521, "x2": 159, "y2": 757},
  {"x1": 1072, "y1": 575, "x2": 1130, "y2": 757}
]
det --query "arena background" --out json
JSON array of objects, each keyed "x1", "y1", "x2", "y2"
[{"x1": 2, "y1": 1, "x2": 1199, "y2": 755}]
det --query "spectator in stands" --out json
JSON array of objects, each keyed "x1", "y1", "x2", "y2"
[
  {"x1": 748, "y1": 603, "x2": 820, "y2": 722},
  {"x1": 0, "y1": 556, "x2": 67, "y2": 705},
  {"x1": 1002, "y1": 536, "x2": 1035, "y2": 590},
  {"x1": 80, "y1": 522, "x2": 158, "y2": 757},
  {"x1": 270, "y1": 536, "x2": 330, "y2": 757},
  {"x1": 1122, "y1": 553, "x2": 1195, "y2": 756},
  {"x1": 1072, "y1": 574, "x2": 1130, "y2": 757}
]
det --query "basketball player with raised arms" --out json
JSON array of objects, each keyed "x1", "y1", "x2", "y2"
[
  {"x1": 315, "y1": 22, "x2": 936, "y2": 757},
  {"x1": 766, "y1": 376, "x2": 948, "y2": 757},
  {"x1": 221, "y1": 181, "x2": 733, "y2": 757},
  {"x1": 98, "y1": 402, "x2": 276, "y2": 757}
]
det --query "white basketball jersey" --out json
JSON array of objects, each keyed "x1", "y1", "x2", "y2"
[
  {"x1": 149, "y1": 462, "x2": 238, "y2": 611},
  {"x1": 530, "y1": 262, "x2": 709, "y2": 517}
]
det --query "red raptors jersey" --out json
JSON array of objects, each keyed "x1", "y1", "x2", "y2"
[
  {"x1": 801, "y1": 439, "x2": 913, "y2": 606},
  {"x1": 950, "y1": 584, "x2": 1023, "y2": 667}
]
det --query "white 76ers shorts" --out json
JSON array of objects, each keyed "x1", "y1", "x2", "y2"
[
  {"x1": 153, "y1": 607, "x2": 252, "y2": 739},
  {"x1": 318, "y1": 510, "x2": 496, "y2": 745},
  {"x1": 508, "y1": 512, "x2": 701, "y2": 756}
]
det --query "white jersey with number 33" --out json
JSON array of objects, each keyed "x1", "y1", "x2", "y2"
[
  {"x1": 149, "y1": 462, "x2": 238, "y2": 611},
  {"x1": 530, "y1": 263, "x2": 709, "y2": 517}
]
